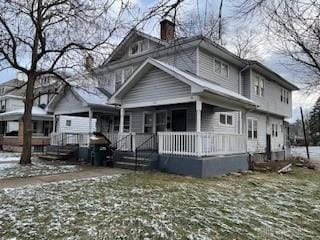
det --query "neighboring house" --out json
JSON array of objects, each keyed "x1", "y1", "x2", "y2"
[
  {"x1": 46, "y1": 84, "x2": 117, "y2": 147},
  {"x1": 49, "y1": 19, "x2": 299, "y2": 176},
  {"x1": 0, "y1": 74, "x2": 60, "y2": 152}
]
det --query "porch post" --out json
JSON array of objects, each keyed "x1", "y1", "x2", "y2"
[
  {"x1": 119, "y1": 107, "x2": 125, "y2": 133},
  {"x1": 88, "y1": 109, "x2": 93, "y2": 135},
  {"x1": 53, "y1": 114, "x2": 56, "y2": 134},
  {"x1": 196, "y1": 100, "x2": 202, "y2": 156},
  {"x1": 196, "y1": 100, "x2": 202, "y2": 132},
  {"x1": 242, "y1": 110, "x2": 247, "y2": 152}
]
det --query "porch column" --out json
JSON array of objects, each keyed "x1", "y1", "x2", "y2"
[
  {"x1": 196, "y1": 100, "x2": 202, "y2": 132},
  {"x1": 119, "y1": 107, "x2": 125, "y2": 133},
  {"x1": 53, "y1": 114, "x2": 56, "y2": 133},
  {"x1": 241, "y1": 110, "x2": 248, "y2": 152},
  {"x1": 89, "y1": 109, "x2": 93, "y2": 135}
]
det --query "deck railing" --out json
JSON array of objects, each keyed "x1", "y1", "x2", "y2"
[{"x1": 158, "y1": 132, "x2": 246, "y2": 157}]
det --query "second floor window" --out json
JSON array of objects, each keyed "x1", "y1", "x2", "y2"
[
  {"x1": 281, "y1": 88, "x2": 289, "y2": 104},
  {"x1": 214, "y1": 59, "x2": 228, "y2": 78},
  {"x1": 272, "y1": 123, "x2": 278, "y2": 137},
  {"x1": 115, "y1": 70, "x2": 123, "y2": 90},
  {"x1": 254, "y1": 75, "x2": 264, "y2": 97},
  {"x1": 129, "y1": 40, "x2": 149, "y2": 56}
]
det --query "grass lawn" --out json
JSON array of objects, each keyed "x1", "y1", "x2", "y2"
[{"x1": 0, "y1": 169, "x2": 320, "y2": 239}]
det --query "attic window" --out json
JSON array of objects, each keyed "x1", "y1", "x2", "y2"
[{"x1": 129, "y1": 40, "x2": 149, "y2": 56}]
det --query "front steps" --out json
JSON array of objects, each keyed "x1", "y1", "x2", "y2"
[
  {"x1": 114, "y1": 154, "x2": 156, "y2": 170},
  {"x1": 39, "y1": 145, "x2": 79, "y2": 161}
]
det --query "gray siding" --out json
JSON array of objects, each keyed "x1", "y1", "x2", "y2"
[
  {"x1": 54, "y1": 90, "x2": 85, "y2": 114},
  {"x1": 122, "y1": 67, "x2": 191, "y2": 104},
  {"x1": 251, "y1": 70, "x2": 292, "y2": 117},
  {"x1": 96, "y1": 48, "x2": 197, "y2": 95},
  {"x1": 198, "y1": 49, "x2": 239, "y2": 93},
  {"x1": 241, "y1": 69, "x2": 251, "y2": 98}
]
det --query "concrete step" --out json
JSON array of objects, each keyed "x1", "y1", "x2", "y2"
[
  {"x1": 38, "y1": 155, "x2": 63, "y2": 161},
  {"x1": 46, "y1": 151, "x2": 71, "y2": 156},
  {"x1": 114, "y1": 161, "x2": 150, "y2": 171},
  {"x1": 119, "y1": 156, "x2": 154, "y2": 164}
]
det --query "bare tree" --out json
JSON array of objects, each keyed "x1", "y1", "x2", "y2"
[
  {"x1": 228, "y1": 28, "x2": 262, "y2": 60},
  {"x1": 235, "y1": 0, "x2": 320, "y2": 88},
  {"x1": 0, "y1": 0, "x2": 184, "y2": 165},
  {"x1": 175, "y1": 0, "x2": 226, "y2": 44}
]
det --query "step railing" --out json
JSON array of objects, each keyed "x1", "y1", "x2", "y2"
[
  {"x1": 109, "y1": 133, "x2": 134, "y2": 152},
  {"x1": 135, "y1": 133, "x2": 158, "y2": 171},
  {"x1": 158, "y1": 132, "x2": 246, "y2": 157}
]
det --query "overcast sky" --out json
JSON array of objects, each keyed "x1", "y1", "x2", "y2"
[{"x1": 0, "y1": 0, "x2": 317, "y2": 122}]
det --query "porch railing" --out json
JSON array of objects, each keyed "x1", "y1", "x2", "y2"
[
  {"x1": 158, "y1": 132, "x2": 246, "y2": 157},
  {"x1": 50, "y1": 132, "x2": 90, "y2": 147}
]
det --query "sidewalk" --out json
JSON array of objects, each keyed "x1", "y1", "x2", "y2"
[{"x1": 0, "y1": 167, "x2": 131, "y2": 189}]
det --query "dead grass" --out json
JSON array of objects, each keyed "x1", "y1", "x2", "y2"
[{"x1": 0, "y1": 168, "x2": 319, "y2": 239}]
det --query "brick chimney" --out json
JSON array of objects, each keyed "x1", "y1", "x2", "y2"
[
  {"x1": 160, "y1": 18, "x2": 175, "y2": 41},
  {"x1": 85, "y1": 54, "x2": 94, "y2": 71}
]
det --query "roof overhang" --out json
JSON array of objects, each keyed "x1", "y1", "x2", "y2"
[
  {"x1": 110, "y1": 58, "x2": 258, "y2": 110},
  {"x1": 0, "y1": 108, "x2": 53, "y2": 121}
]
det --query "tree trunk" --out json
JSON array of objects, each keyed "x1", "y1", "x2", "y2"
[{"x1": 20, "y1": 74, "x2": 36, "y2": 165}]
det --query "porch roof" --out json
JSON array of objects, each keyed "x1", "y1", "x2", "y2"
[
  {"x1": 0, "y1": 106, "x2": 53, "y2": 121},
  {"x1": 110, "y1": 58, "x2": 258, "y2": 109}
]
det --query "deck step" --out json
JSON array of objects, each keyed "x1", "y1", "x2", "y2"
[{"x1": 46, "y1": 152, "x2": 71, "y2": 156}]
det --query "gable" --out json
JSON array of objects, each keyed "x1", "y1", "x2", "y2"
[
  {"x1": 108, "y1": 31, "x2": 165, "y2": 63},
  {"x1": 122, "y1": 66, "x2": 191, "y2": 104},
  {"x1": 54, "y1": 90, "x2": 87, "y2": 114}
]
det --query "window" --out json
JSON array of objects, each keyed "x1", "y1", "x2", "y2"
[
  {"x1": 106, "y1": 73, "x2": 114, "y2": 87},
  {"x1": 123, "y1": 67, "x2": 133, "y2": 81},
  {"x1": 115, "y1": 70, "x2": 123, "y2": 90},
  {"x1": 156, "y1": 111, "x2": 167, "y2": 132},
  {"x1": 219, "y1": 113, "x2": 233, "y2": 126},
  {"x1": 219, "y1": 114, "x2": 226, "y2": 125},
  {"x1": 113, "y1": 115, "x2": 130, "y2": 132},
  {"x1": 254, "y1": 75, "x2": 264, "y2": 96},
  {"x1": 66, "y1": 120, "x2": 71, "y2": 127},
  {"x1": 214, "y1": 59, "x2": 228, "y2": 78},
  {"x1": 129, "y1": 40, "x2": 149, "y2": 56},
  {"x1": 272, "y1": 123, "x2": 278, "y2": 137},
  {"x1": 123, "y1": 115, "x2": 130, "y2": 132},
  {"x1": 130, "y1": 42, "x2": 139, "y2": 55},
  {"x1": 248, "y1": 118, "x2": 258, "y2": 140},
  {"x1": 33, "y1": 122, "x2": 37, "y2": 133},
  {"x1": 144, "y1": 112, "x2": 154, "y2": 133},
  {"x1": 281, "y1": 88, "x2": 289, "y2": 104}
]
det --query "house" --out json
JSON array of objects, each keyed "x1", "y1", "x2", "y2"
[
  {"x1": 46, "y1": 83, "x2": 118, "y2": 152},
  {"x1": 0, "y1": 74, "x2": 59, "y2": 152},
  {"x1": 49, "y1": 19, "x2": 299, "y2": 176}
]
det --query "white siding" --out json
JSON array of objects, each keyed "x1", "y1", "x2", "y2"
[
  {"x1": 122, "y1": 67, "x2": 191, "y2": 104},
  {"x1": 247, "y1": 112, "x2": 267, "y2": 153},
  {"x1": 57, "y1": 115, "x2": 96, "y2": 133},
  {"x1": 251, "y1": 70, "x2": 292, "y2": 117},
  {"x1": 267, "y1": 116, "x2": 285, "y2": 152},
  {"x1": 54, "y1": 91, "x2": 85, "y2": 114},
  {"x1": 198, "y1": 49, "x2": 240, "y2": 93},
  {"x1": 6, "y1": 98, "x2": 24, "y2": 111}
]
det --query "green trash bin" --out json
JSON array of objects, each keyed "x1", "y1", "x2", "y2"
[{"x1": 93, "y1": 144, "x2": 108, "y2": 166}]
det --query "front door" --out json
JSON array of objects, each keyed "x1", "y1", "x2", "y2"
[{"x1": 172, "y1": 109, "x2": 187, "y2": 131}]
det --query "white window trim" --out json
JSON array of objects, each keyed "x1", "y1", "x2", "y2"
[
  {"x1": 247, "y1": 118, "x2": 258, "y2": 140},
  {"x1": 219, "y1": 113, "x2": 234, "y2": 127},
  {"x1": 213, "y1": 57, "x2": 229, "y2": 79},
  {"x1": 142, "y1": 111, "x2": 155, "y2": 133},
  {"x1": 113, "y1": 113, "x2": 131, "y2": 133},
  {"x1": 254, "y1": 74, "x2": 264, "y2": 97}
]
